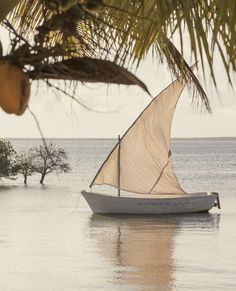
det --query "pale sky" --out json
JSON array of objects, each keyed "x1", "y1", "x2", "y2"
[{"x1": 0, "y1": 27, "x2": 235, "y2": 138}]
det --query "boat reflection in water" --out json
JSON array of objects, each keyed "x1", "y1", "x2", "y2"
[{"x1": 89, "y1": 213, "x2": 220, "y2": 290}]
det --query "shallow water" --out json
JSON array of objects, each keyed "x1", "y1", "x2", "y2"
[{"x1": 0, "y1": 138, "x2": 236, "y2": 290}]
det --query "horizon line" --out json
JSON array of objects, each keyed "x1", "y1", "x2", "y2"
[{"x1": 2, "y1": 136, "x2": 236, "y2": 140}]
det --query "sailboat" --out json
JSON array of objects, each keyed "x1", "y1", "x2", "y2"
[{"x1": 82, "y1": 73, "x2": 221, "y2": 214}]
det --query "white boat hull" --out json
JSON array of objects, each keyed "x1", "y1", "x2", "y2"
[{"x1": 81, "y1": 191, "x2": 219, "y2": 214}]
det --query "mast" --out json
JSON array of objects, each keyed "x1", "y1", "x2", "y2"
[{"x1": 117, "y1": 135, "x2": 121, "y2": 197}]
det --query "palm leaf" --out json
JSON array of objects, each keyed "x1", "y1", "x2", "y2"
[
  {"x1": 0, "y1": 0, "x2": 20, "y2": 23},
  {"x1": 28, "y1": 57, "x2": 150, "y2": 95},
  {"x1": 3, "y1": 0, "x2": 235, "y2": 112},
  {"x1": 6, "y1": 1, "x2": 235, "y2": 72}
]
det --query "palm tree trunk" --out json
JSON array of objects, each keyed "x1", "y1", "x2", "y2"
[{"x1": 0, "y1": 0, "x2": 21, "y2": 23}]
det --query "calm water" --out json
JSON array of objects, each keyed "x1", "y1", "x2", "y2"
[{"x1": 0, "y1": 138, "x2": 236, "y2": 290}]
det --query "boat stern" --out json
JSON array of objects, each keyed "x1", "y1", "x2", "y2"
[{"x1": 210, "y1": 192, "x2": 221, "y2": 209}]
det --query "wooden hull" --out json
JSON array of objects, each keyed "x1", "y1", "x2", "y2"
[{"x1": 81, "y1": 191, "x2": 219, "y2": 214}]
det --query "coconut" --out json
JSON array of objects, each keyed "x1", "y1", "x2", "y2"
[{"x1": 0, "y1": 61, "x2": 30, "y2": 115}]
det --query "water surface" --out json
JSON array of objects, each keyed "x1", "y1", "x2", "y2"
[{"x1": 0, "y1": 138, "x2": 235, "y2": 290}]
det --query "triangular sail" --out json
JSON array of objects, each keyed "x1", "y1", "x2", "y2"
[{"x1": 91, "y1": 75, "x2": 187, "y2": 194}]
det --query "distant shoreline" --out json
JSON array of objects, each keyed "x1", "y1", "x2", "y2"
[{"x1": 3, "y1": 136, "x2": 236, "y2": 140}]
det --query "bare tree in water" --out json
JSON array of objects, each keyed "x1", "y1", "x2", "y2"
[
  {"x1": 16, "y1": 150, "x2": 35, "y2": 184},
  {"x1": 31, "y1": 143, "x2": 70, "y2": 184},
  {"x1": 0, "y1": 139, "x2": 18, "y2": 180}
]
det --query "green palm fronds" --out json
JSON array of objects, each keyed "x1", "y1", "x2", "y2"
[
  {"x1": 0, "y1": 0, "x2": 20, "y2": 23},
  {"x1": 1, "y1": 20, "x2": 150, "y2": 95},
  {"x1": 1, "y1": 0, "x2": 235, "y2": 111},
  {"x1": 5, "y1": 1, "x2": 236, "y2": 73}
]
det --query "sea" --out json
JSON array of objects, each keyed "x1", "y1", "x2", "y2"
[{"x1": 0, "y1": 138, "x2": 236, "y2": 291}]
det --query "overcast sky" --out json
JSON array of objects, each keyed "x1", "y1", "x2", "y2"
[{"x1": 0, "y1": 27, "x2": 235, "y2": 139}]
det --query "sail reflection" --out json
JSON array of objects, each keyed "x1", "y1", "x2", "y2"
[{"x1": 89, "y1": 213, "x2": 220, "y2": 290}]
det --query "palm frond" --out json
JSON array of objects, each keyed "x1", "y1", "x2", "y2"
[
  {"x1": 1, "y1": 21, "x2": 150, "y2": 95},
  {"x1": 3, "y1": 0, "x2": 236, "y2": 112},
  {"x1": 0, "y1": 0, "x2": 20, "y2": 23},
  {"x1": 28, "y1": 57, "x2": 150, "y2": 94},
  {"x1": 7, "y1": 1, "x2": 236, "y2": 70}
]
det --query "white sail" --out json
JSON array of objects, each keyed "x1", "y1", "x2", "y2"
[{"x1": 91, "y1": 75, "x2": 187, "y2": 194}]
